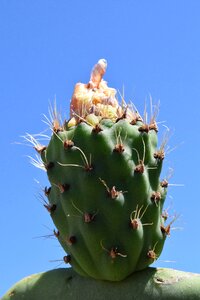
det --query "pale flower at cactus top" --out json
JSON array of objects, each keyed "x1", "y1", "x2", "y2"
[{"x1": 69, "y1": 59, "x2": 137, "y2": 126}]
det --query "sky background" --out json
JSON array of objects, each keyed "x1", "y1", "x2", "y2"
[{"x1": 1, "y1": 0, "x2": 200, "y2": 296}]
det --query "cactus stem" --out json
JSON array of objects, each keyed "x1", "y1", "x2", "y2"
[{"x1": 26, "y1": 60, "x2": 170, "y2": 280}]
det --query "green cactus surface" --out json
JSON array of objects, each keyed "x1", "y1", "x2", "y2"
[
  {"x1": 31, "y1": 59, "x2": 173, "y2": 281},
  {"x1": 3, "y1": 267, "x2": 200, "y2": 300}
]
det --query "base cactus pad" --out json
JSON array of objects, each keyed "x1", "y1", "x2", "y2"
[{"x1": 3, "y1": 268, "x2": 200, "y2": 300}]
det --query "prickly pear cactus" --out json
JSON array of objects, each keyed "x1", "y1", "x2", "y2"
[
  {"x1": 3, "y1": 267, "x2": 200, "y2": 300},
  {"x1": 31, "y1": 59, "x2": 172, "y2": 281}
]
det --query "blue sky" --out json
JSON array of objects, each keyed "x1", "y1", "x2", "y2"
[{"x1": 1, "y1": 0, "x2": 200, "y2": 295}]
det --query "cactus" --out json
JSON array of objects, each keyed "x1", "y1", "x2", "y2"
[
  {"x1": 2, "y1": 59, "x2": 200, "y2": 299},
  {"x1": 30, "y1": 59, "x2": 172, "y2": 281},
  {"x1": 3, "y1": 267, "x2": 200, "y2": 300}
]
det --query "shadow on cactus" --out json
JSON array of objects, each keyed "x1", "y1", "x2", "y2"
[{"x1": 25, "y1": 59, "x2": 175, "y2": 281}]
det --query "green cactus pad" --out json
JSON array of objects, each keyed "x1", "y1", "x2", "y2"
[
  {"x1": 33, "y1": 59, "x2": 172, "y2": 281},
  {"x1": 39, "y1": 117, "x2": 168, "y2": 281},
  {"x1": 2, "y1": 267, "x2": 200, "y2": 300}
]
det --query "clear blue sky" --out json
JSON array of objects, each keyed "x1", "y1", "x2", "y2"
[{"x1": 1, "y1": 0, "x2": 200, "y2": 295}]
